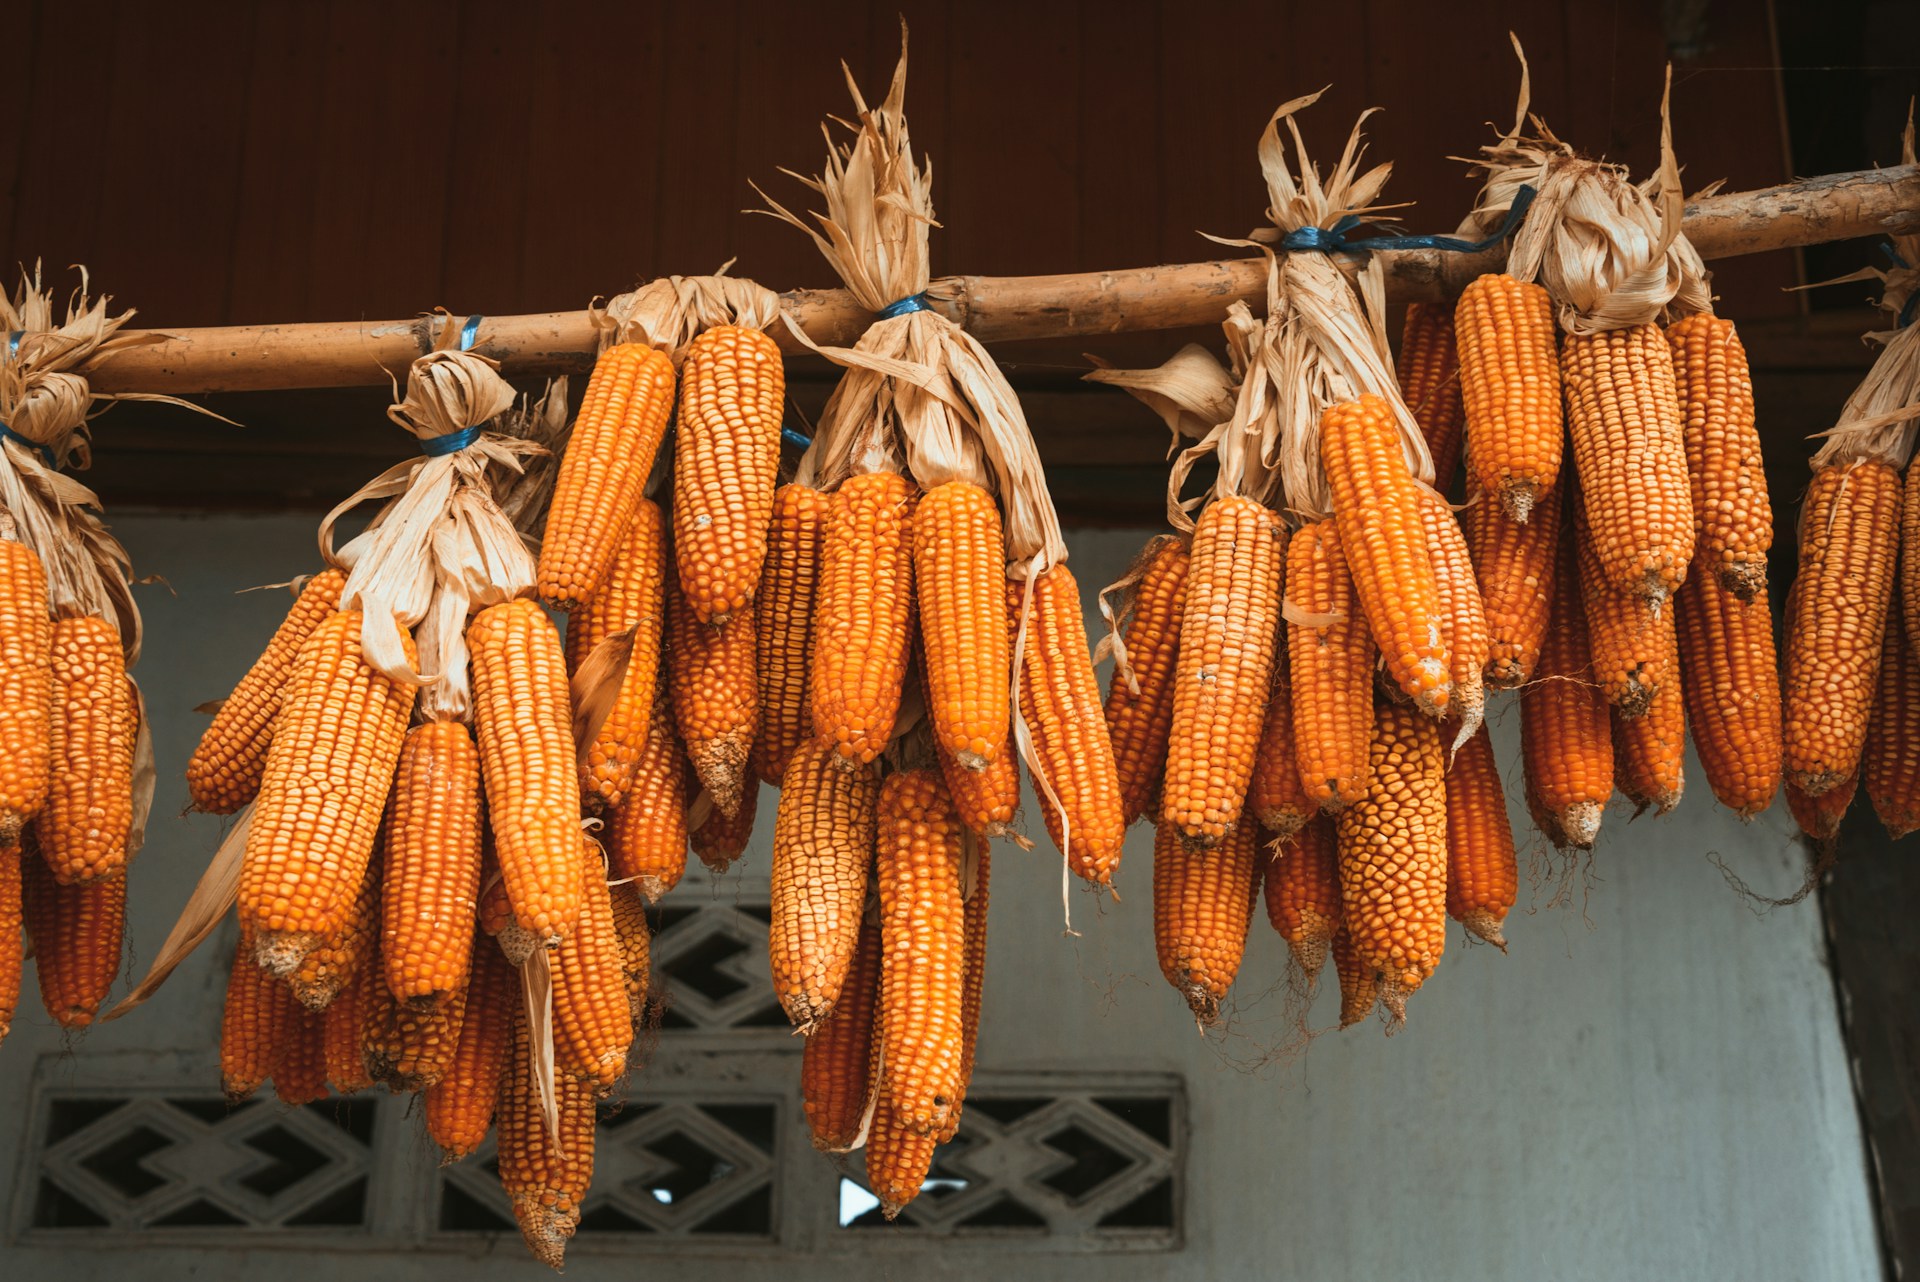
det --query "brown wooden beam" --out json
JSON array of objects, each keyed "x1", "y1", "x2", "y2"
[{"x1": 79, "y1": 165, "x2": 1920, "y2": 396}]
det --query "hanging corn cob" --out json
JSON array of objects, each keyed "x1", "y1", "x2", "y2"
[
  {"x1": 1399, "y1": 301, "x2": 1467, "y2": 493},
  {"x1": 565, "y1": 497, "x2": 666, "y2": 811},
  {"x1": 1263, "y1": 815, "x2": 1340, "y2": 981},
  {"x1": 1521, "y1": 514, "x2": 1614, "y2": 850},
  {"x1": 1463, "y1": 475, "x2": 1562, "y2": 688},
  {"x1": 1444, "y1": 726, "x2": 1518, "y2": 949},
  {"x1": 1866, "y1": 609, "x2": 1920, "y2": 839},
  {"x1": 1784, "y1": 120, "x2": 1920, "y2": 804},
  {"x1": 753, "y1": 482, "x2": 831, "y2": 784},
  {"x1": 1285, "y1": 520, "x2": 1375, "y2": 813},
  {"x1": 1675, "y1": 568, "x2": 1781, "y2": 819},
  {"x1": 0, "y1": 270, "x2": 194, "y2": 1041},
  {"x1": 1097, "y1": 534, "x2": 1192, "y2": 828},
  {"x1": 770, "y1": 741, "x2": 880, "y2": 1031},
  {"x1": 1153, "y1": 816, "x2": 1261, "y2": 1027}
]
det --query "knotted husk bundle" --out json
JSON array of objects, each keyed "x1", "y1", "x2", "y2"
[
  {"x1": 763, "y1": 34, "x2": 1116, "y2": 901},
  {"x1": 0, "y1": 267, "x2": 193, "y2": 878}
]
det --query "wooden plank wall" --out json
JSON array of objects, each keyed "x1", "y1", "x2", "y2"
[{"x1": 0, "y1": 0, "x2": 1813, "y2": 515}]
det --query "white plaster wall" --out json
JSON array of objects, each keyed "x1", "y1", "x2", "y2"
[{"x1": 0, "y1": 515, "x2": 1883, "y2": 1281}]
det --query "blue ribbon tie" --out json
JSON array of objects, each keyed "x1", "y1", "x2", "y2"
[
  {"x1": 421, "y1": 425, "x2": 484, "y2": 457},
  {"x1": 781, "y1": 427, "x2": 814, "y2": 450},
  {"x1": 458, "y1": 314, "x2": 484, "y2": 351},
  {"x1": 0, "y1": 422, "x2": 58, "y2": 470},
  {"x1": 877, "y1": 293, "x2": 930, "y2": 319},
  {"x1": 1279, "y1": 184, "x2": 1538, "y2": 257},
  {"x1": 6, "y1": 331, "x2": 21, "y2": 361}
]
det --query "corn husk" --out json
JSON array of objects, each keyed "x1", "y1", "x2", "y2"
[
  {"x1": 1808, "y1": 110, "x2": 1920, "y2": 470},
  {"x1": 318, "y1": 324, "x2": 568, "y2": 722},
  {"x1": 1462, "y1": 42, "x2": 1709, "y2": 335},
  {"x1": 597, "y1": 272, "x2": 784, "y2": 361},
  {"x1": 1233, "y1": 93, "x2": 1431, "y2": 522}
]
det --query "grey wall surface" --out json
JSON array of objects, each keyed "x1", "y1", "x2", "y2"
[{"x1": 0, "y1": 515, "x2": 1884, "y2": 1281}]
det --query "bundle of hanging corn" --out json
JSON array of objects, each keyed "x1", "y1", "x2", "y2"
[
  {"x1": 138, "y1": 334, "x2": 621, "y2": 1268},
  {"x1": 0, "y1": 269, "x2": 174, "y2": 1045},
  {"x1": 554, "y1": 274, "x2": 791, "y2": 893},
  {"x1": 1450, "y1": 50, "x2": 1753, "y2": 847},
  {"x1": 1786, "y1": 114, "x2": 1920, "y2": 846},
  {"x1": 1092, "y1": 92, "x2": 1518, "y2": 1032},
  {"x1": 751, "y1": 34, "x2": 1113, "y2": 1220}
]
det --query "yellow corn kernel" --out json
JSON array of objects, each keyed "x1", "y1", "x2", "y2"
[
  {"x1": 1455, "y1": 273, "x2": 1563, "y2": 521},
  {"x1": 1286, "y1": 520, "x2": 1375, "y2": 812},
  {"x1": 914, "y1": 481, "x2": 1011, "y2": 768},
  {"x1": 667, "y1": 576, "x2": 758, "y2": 819},
  {"x1": 674, "y1": 325, "x2": 786, "y2": 624},
  {"x1": 552, "y1": 846, "x2": 633, "y2": 1091},
  {"x1": 1153, "y1": 815, "x2": 1259, "y2": 1026},
  {"x1": 1462, "y1": 476, "x2": 1562, "y2": 688},
  {"x1": 770, "y1": 740, "x2": 880, "y2": 1031},
  {"x1": 1444, "y1": 726, "x2": 1519, "y2": 948},
  {"x1": 875, "y1": 768, "x2": 966, "y2": 1137},
  {"x1": 811, "y1": 472, "x2": 917, "y2": 765},
  {"x1": 1668, "y1": 313, "x2": 1770, "y2": 599},
  {"x1": 382, "y1": 720, "x2": 484, "y2": 1005},
  {"x1": 21, "y1": 829, "x2": 124, "y2": 1027}
]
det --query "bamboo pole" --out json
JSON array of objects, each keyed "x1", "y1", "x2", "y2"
[{"x1": 85, "y1": 164, "x2": 1920, "y2": 396}]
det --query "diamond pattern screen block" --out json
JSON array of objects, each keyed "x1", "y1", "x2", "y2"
[
  {"x1": 438, "y1": 1098, "x2": 782, "y2": 1241},
  {"x1": 30, "y1": 1097, "x2": 377, "y2": 1232},
  {"x1": 650, "y1": 902, "x2": 788, "y2": 1031},
  {"x1": 840, "y1": 1086, "x2": 1182, "y2": 1242}
]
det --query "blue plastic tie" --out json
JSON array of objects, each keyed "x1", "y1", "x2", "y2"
[
  {"x1": 1279, "y1": 184, "x2": 1538, "y2": 257},
  {"x1": 782, "y1": 427, "x2": 814, "y2": 450},
  {"x1": 421, "y1": 425, "x2": 484, "y2": 457},
  {"x1": 0, "y1": 422, "x2": 57, "y2": 470},
  {"x1": 6, "y1": 331, "x2": 20, "y2": 361},
  {"x1": 458, "y1": 314, "x2": 483, "y2": 351},
  {"x1": 877, "y1": 293, "x2": 930, "y2": 319}
]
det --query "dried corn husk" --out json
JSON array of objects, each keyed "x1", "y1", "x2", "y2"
[
  {"x1": 597, "y1": 271, "x2": 784, "y2": 361},
  {"x1": 1463, "y1": 42, "x2": 1709, "y2": 335}
]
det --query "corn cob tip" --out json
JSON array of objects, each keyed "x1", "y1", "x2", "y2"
[
  {"x1": 1458, "y1": 909, "x2": 1509, "y2": 952},
  {"x1": 1377, "y1": 981, "x2": 1410, "y2": 1033},
  {"x1": 692, "y1": 742, "x2": 751, "y2": 819},
  {"x1": 1254, "y1": 808, "x2": 1309, "y2": 844},
  {"x1": 1558, "y1": 800, "x2": 1605, "y2": 850},
  {"x1": 1721, "y1": 560, "x2": 1768, "y2": 602},
  {"x1": 634, "y1": 875, "x2": 670, "y2": 905},
  {"x1": 496, "y1": 925, "x2": 541, "y2": 968},
  {"x1": 289, "y1": 974, "x2": 345, "y2": 1013},
  {"x1": 253, "y1": 931, "x2": 321, "y2": 979},
  {"x1": 1788, "y1": 768, "x2": 1848, "y2": 800},
  {"x1": 1500, "y1": 483, "x2": 1537, "y2": 524},
  {"x1": 511, "y1": 1200, "x2": 577, "y2": 1271},
  {"x1": 1285, "y1": 932, "x2": 1332, "y2": 982},
  {"x1": 1177, "y1": 978, "x2": 1222, "y2": 1031}
]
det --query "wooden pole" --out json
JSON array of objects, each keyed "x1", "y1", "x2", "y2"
[{"x1": 84, "y1": 165, "x2": 1920, "y2": 396}]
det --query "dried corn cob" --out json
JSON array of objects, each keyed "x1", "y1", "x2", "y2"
[
  {"x1": 1444, "y1": 726, "x2": 1518, "y2": 948},
  {"x1": 1323, "y1": 394, "x2": 1452, "y2": 716},
  {"x1": 187, "y1": 570, "x2": 344, "y2": 814},
  {"x1": 0, "y1": 844, "x2": 20, "y2": 1044},
  {"x1": 1463, "y1": 476, "x2": 1562, "y2": 688},
  {"x1": 1905, "y1": 462, "x2": 1920, "y2": 653},
  {"x1": 690, "y1": 774, "x2": 758, "y2": 873},
  {"x1": 242, "y1": 612, "x2": 416, "y2": 974},
  {"x1": 1866, "y1": 609, "x2": 1920, "y2": 838},
  {"x1": 289, "y1": 864, "x2": 379, "y2": 1011},
  {"x1": 1613, "y1": 670, "x2": 1686, "y2": 816},
  {"x1": 1521, "y1": 521, "x2": 1614, "y2": 849},
  {"x1": 1263, "y1": 815, "x2": 1340, "y2": 980},
  {"x1": 1676, "y1": 569, "x2": 1780, "y2": 818},
  {"x1": 1399, "y1": 300, "x2": 1466, "y2": 492},
  {"x1": 1455, "y1": 274, "x2": 1562, "y2": 521},
  {"x1": 1336, "y1": 698, "x2": 1448, "y2": 1008},
  {"x1": 1789, "y1": 770, "x2": 1855, "y2": 843},
  {"x1": 753, "y1": 483, "x2": 830, "y2": 784},
  {"x1": 37, "y1": 616, "x2": 133, "y2": 884},
  {"x1": 322, "y1": 948, "x2": 376, "y2": 1094},
  {"x1": 270, "y1": 1005, "x2": 328, "y2": 1106},
  {"x1": 1102, "y1": 535, "x2": 1189, "y2": 827},
  {"x1": 21, "y1": 833, "x2": 124, "y2": 1026},
  {"x1": 864, "y1": 1077, "x2": 939, "y2": 1221},
  {"x1": 568, "y1": 498, "x2": 666, "y2": 811},
  {"x1": 934, "y1": 842, "x2": 990, "y2": 1144},
  {"x1": 1562, "y1": 323, "x2": 1695, "y2": 605},
  {"x1": 605, "y1": 683, "x2": 688, "y2": 902},
  {"x1": 674, "y1": 324, "x2": 785, "y2": 624},
  {"x1": 1162, "y1": 496, "x2": 1283, "y2": 846},
  {"x1": 470, "y1": 599, "x2": 582, "y2": 943},
  {"x1": 0, "y1": 540, "x2": 51, "y2": 846},
  {"x1": 1153, "y1": 815, "x2": 1259, "y2": 1026},
  {"x1": 383, "y1": 720, "x2": 483, "y2": 1006},
  {"x1": 1416, "y1": 486, "x2": 1488, "y2": 741},
  {"x1": 812, "y1": 472, "x2": 917, "y2": 765},
  {"x1": 1331, "y1": 925, "x2": 1378, "y2": 1028},
  {"x1": 667, "y1": 576, "x2": 758, "y2": 818},
  {"x1": 1286, "y1": 520, "x2": 1375, "y2": 812},
  {"x1": 938, "y1": 740, "x2": 1022, "y2": 840},
  {"x1": 1669, "y1": 313, "x2": 1770, "y2": 599},
  {"x1": 608, "y1": 880, "x2": 652, "y2": 1027},
  {"x1": 801, "y1": 906, "x2": 881, "y2": 1152},
  {"x1": 1014, "y1": 564, "x2": 1126, "y2": 881},
  {"x1": 538, "y1": 341, "x2": 675, "y2": 611},
  {"x1": 363, "y1": 966, "x2": 469, "y2": 1092},
  {"x1": 425, "y1": 938, "x2": 514, "y2": 1162},
  {"x1": 498, "y1": 999, "x2": 597, "y2": 1269},
  {"x1": 552, "y1": 847, "x2": 632, "y2": 1090},
  {"x1": 221, "y1": 929, "x2": 289, "y2": 1101},
  {"x1": 875, "y1": 768, "x2": 966, "y2": 1137},
  {"x1": 1247, "y1": 650, "x2": 1313, "y2": 840},
  {"x1": 770, "y1": 740, "x2": 880, "y2": 1031},
  {"x1": 1784, "y1": 460, "x2": 1902, "y2": 797},
  {"x1": 915, "y1": 481, "x2": 1011, "y2": 768},
  {"x1": 1576, "y1": 496, "x2": 1671, "y2": 719}
]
